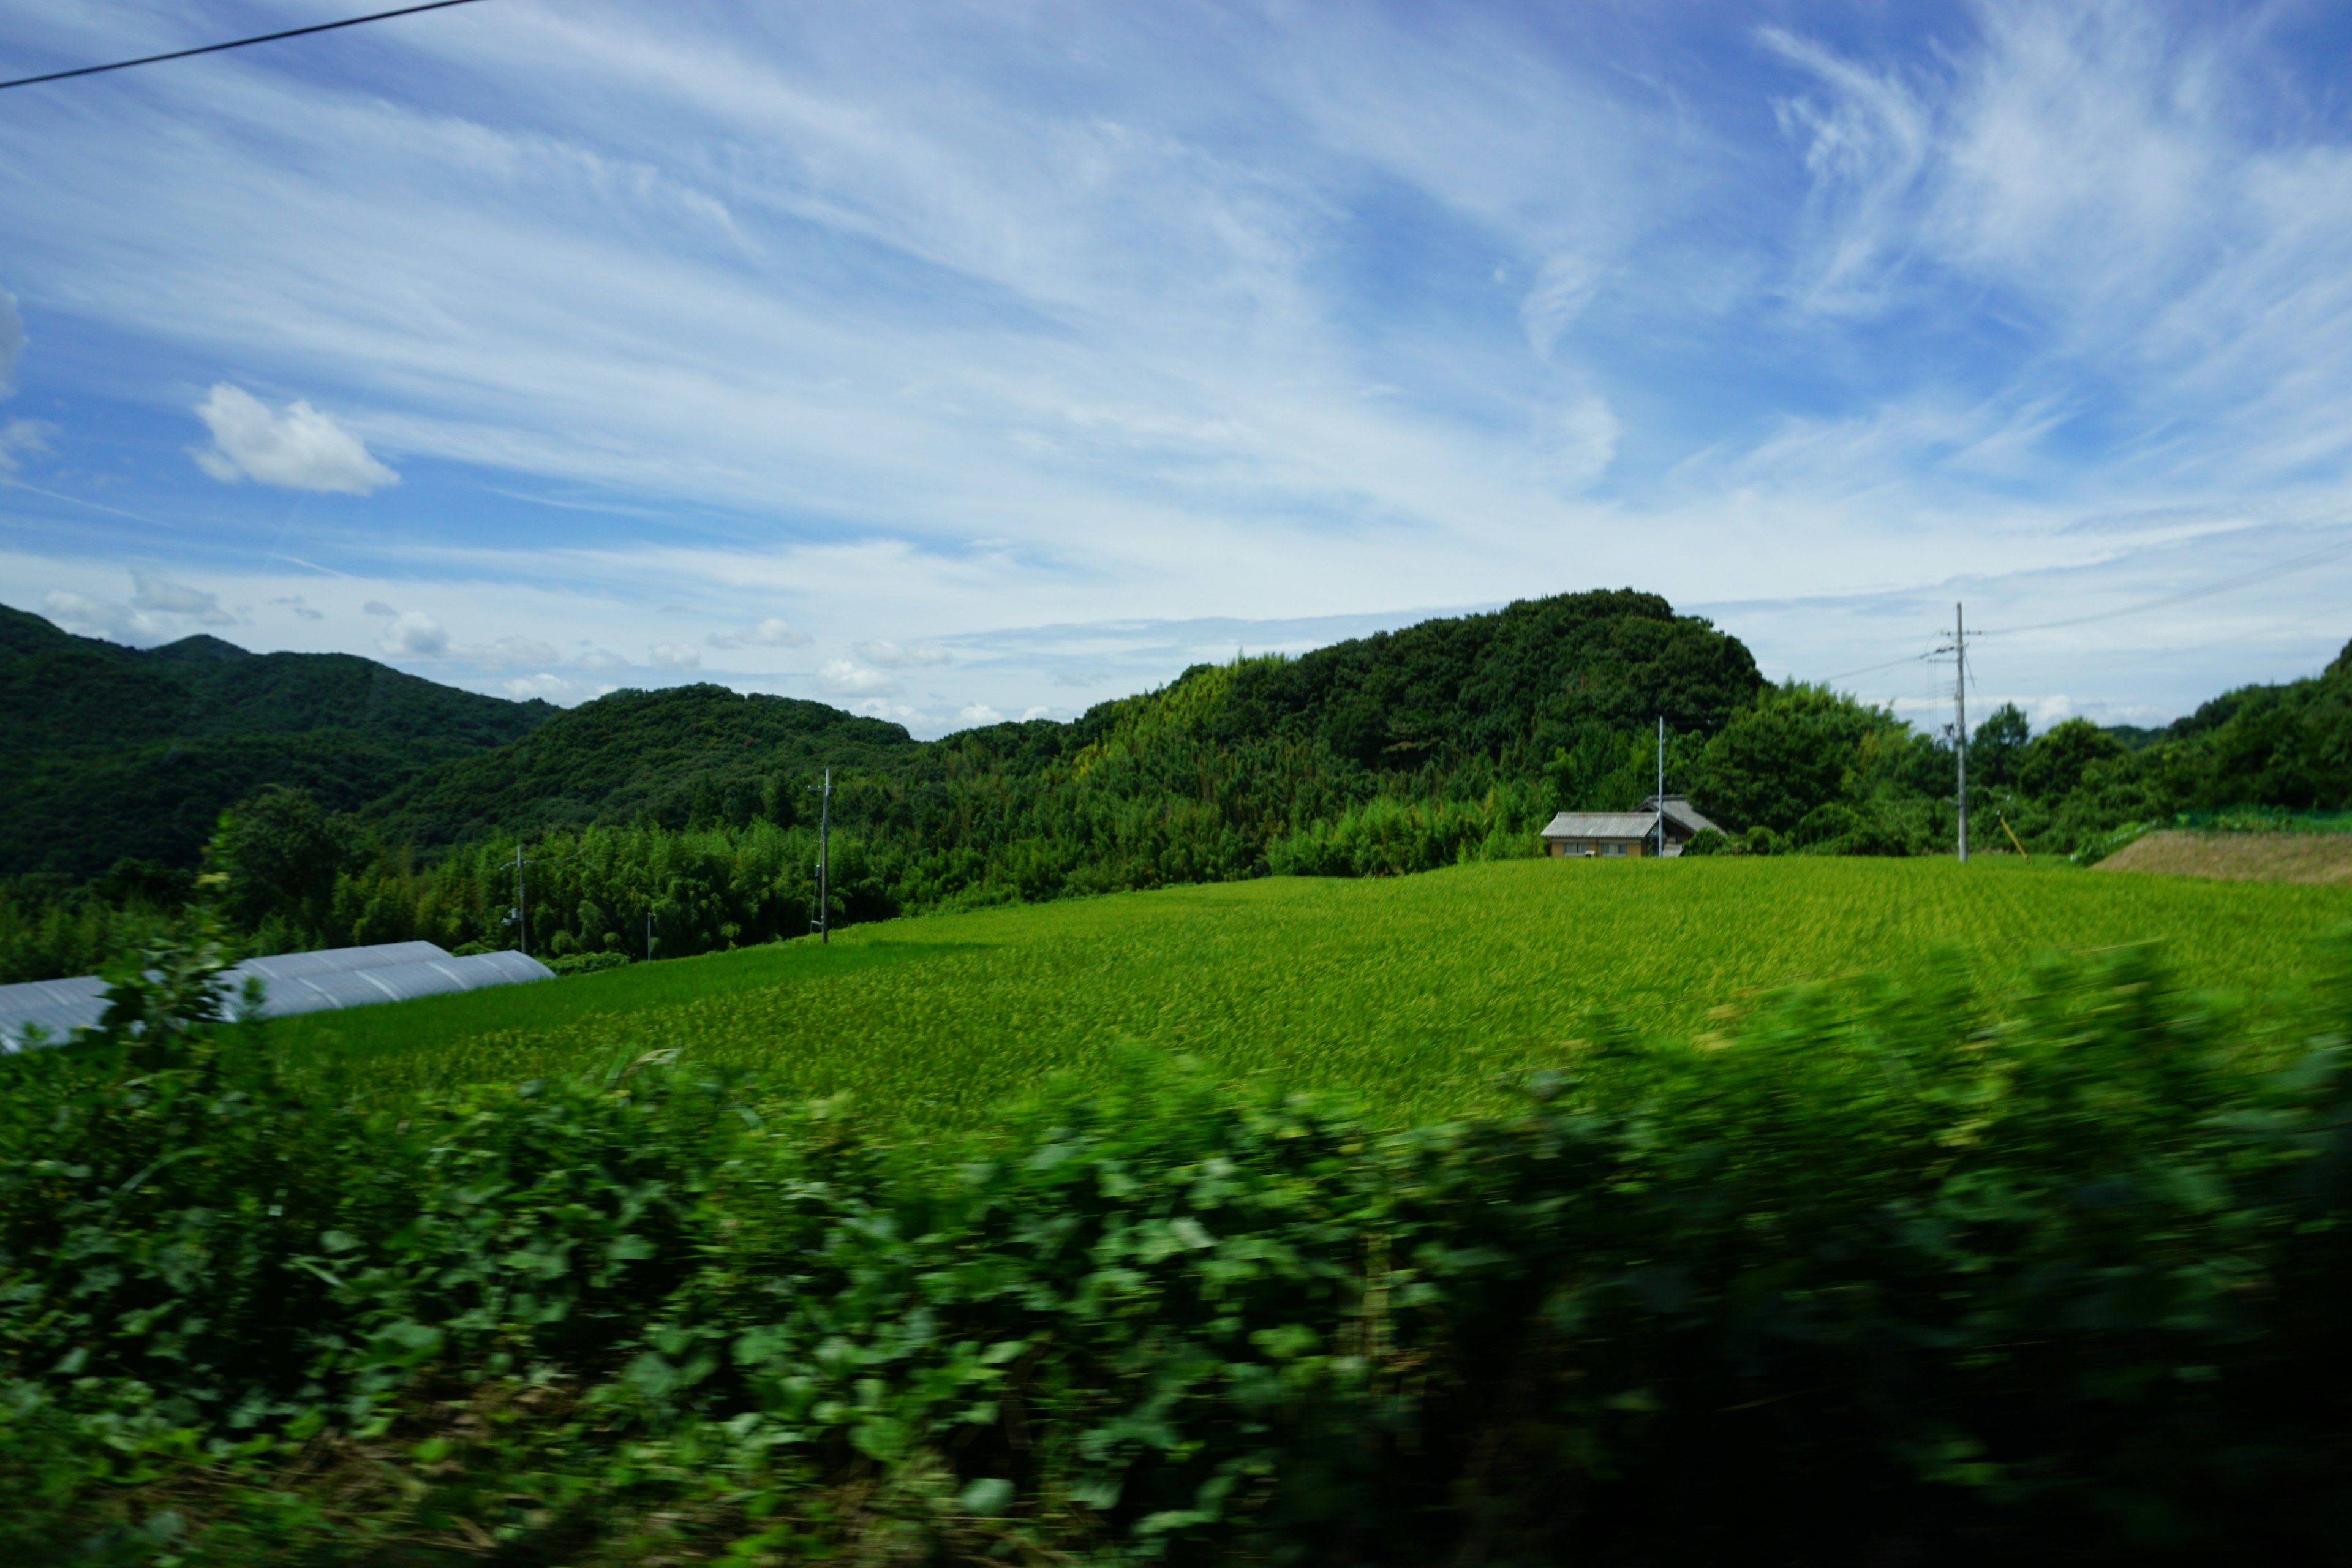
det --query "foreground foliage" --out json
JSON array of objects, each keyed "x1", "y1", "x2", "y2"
[{"x1": 6, "y1": 920, "x2": 2352, "y2": 1563}]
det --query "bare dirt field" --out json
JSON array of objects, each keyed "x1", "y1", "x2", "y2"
[{"x1": 2098, "y1": 830, "x2": 2352, "y2": 886}]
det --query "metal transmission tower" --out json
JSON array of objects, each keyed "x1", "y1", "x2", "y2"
[
  {"x1": 1935, "y1": 604, "x2": 1969, "y2": 863},
  {"x1": 809, "y1": 767, "x2": 832, "y2": 944}
]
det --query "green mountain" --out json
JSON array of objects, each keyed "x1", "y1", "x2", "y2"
[
  {"x1": 7, "y1": 587, "x2": 2347, "y2": 986},
  {"x1": 366, "y1": 683, "x2": 924, "y2": 848},
  {"x1": 0, "y1": 603, "x2": 555, "y2": 880}
]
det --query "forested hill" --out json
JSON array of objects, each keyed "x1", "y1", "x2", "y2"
[
  {"x1": 5, "y1": 589, "x2": 2346, "y2": 980},
  {"x1": 365, "y1": 587, "x2": 1761, "y2": 846},
  {"x1": 0, "y1": 603, "x2": 554, "y2": 880},
  {"x1": 368, "y1": 684, "x2": 923, "y2": 849}
]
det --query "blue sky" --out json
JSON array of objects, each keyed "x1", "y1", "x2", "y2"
[{"x1": 4, "y1": 0, "x2": 2352, "y2": 736}]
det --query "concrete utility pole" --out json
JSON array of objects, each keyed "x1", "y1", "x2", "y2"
[
  {"x1": 1936, "y1": 603, "x2": 1969, "y2": 863},
  {"x1": 810, "y1": 766, "x2": 832, "y2": 944},
  {"x1": 1655, "y1": 716, "x2": 1666, "y2": 858},
  {"x1": 508, "y1": 843, "x2": 532, "y2": 956}
]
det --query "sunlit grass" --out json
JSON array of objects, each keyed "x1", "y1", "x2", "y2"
[{"x1": 273, "y1": 856, "x2": 2352, "y2": 1127}]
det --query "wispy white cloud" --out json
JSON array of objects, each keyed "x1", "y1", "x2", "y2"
[
  {"x1": 853, "y1": 638, "x2": 950, "y2": 668},
  {"x1": 708, "y1": 616, "x2": 811, "y2": 649},
  {"x1": 191, "y1": 384, "x2": 398, "y2": 494},
  {"x1": 649, "y1": 641, "x2": 701, "y2": 671},
  {"x1": 816, "y1": 658, "x2": 901, "y2": 697},
  {"x1": 0, "y1": 417, "x2": 53, "y2": 475},
  {"x1": 0, "y1": 285, "x2": 21, "y2": 398}
]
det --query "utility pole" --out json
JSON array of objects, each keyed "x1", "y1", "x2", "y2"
[
  {"x1": 1936, "y1": 603, "x2": 1969, "y2": 863},
  {"x1": 1655, "y1": 715, "x2": 1666, "y2": 858},
  {"x1": 508, "y1": 843, "x2": 533, "y2": 956},
  {"x1": 809, "y1": 766, "x2": 832, "y2": 944}
]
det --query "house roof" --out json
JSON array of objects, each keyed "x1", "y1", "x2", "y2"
[
  {"x1": 1645, "y1": 795, "x2": 1724, "y2": 836},
  {"x1": 1541, "y1": 812, "x2": 1662, "y2": 839}
]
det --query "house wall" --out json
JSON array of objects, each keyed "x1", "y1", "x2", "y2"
[{"x1": 1546, "y1": 838, "x2": 1644, "y2": 858}]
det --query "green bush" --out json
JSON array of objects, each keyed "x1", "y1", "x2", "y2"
[
  {"x1": 6, "y1": 921, "x2": 2352, "y2": 1562},
  {"x1": 1679, "y1": 826, "x2": 1735, "y2": 856},
  {"x1": 545, "y1": 949, "x2": 631, "y2": 976}
]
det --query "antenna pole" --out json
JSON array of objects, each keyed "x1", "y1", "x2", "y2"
[{"x1": 1955, "y1": 602, "x2": 1969, "y2": 864}]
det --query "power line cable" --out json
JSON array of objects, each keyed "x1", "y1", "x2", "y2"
[
  {"x1": 1817, "y1": 650, "x2": 1937, "y2": 684},
  {"x1": 1973, "y1": 526, "x2": 2352, "y2": 639},
  {"x1": 0, "y1": 0, "x2": 496, "y2": 92}
]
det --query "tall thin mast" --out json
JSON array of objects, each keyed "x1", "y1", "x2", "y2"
[
  {"x1": 812, "y1": 767, "x2": 832, "y2": 944},
  {"x1": 1955, "y1": 603, "x2": 1969, "y2": 864}
]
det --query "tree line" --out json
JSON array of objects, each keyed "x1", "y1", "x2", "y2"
[{"x1": 4, "y1": 592, "x2": 2346, "y2": 982}]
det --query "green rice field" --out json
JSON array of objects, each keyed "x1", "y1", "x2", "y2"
[{"x1": 271, "y1": 856, "x2": 2352, "y2": 1127}]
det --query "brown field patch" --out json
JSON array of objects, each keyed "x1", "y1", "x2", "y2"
[{"x1": 2097, "y1": 829, "x2": 2352, "y2": 886}]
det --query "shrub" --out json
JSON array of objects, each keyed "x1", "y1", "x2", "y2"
[
  {"x1": 6, "y1": 925, "x2": 2352, "y2": 1562},
  {"x1": 546, "y1": 949, "x2": 631, "y2": 976}
]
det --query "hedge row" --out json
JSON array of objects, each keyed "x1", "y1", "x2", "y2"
[{"x1": 4, "y1": 929, "x2": 2350, "y2": 1563}]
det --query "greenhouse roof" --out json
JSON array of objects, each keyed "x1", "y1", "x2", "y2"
[{"x1": 0, "y1": 942, "x2": 555, "y2": 1051}]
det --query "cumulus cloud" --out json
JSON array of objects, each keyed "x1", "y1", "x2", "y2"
[
  {"x1": 649, "y1": 641, "x2": 701, "y2": 670},
  {"x1": 42, "y1": 590, "x2": 134, "y2": 641},
  {"x1": 502, "y1": 672, "x2": 615, "y2": 704},
  {"x1": 575, "y1": 645, "x2": 631, "y2": 671},
  {"x1": 707, "y1": 616, "x2": 812, "y2": 649},
  {"x1": 0, "y1": 287, "x2": 21, "y2": 398},
  {"x1": 190, "y1": 383, "x2": 398, "y2": 494},
  {"x1": 377, "y1": 609, "x2": 451, "y2": 657},
  {"x1": 854, "y1": 638, "x2": 952, "y2": 668},
  {"x1": 816, "y1": 658, "x2": 902, "y2": 697},
  {"x1": 130, "y1": 570, "x2": 235, "y2": 625},
  {"x1": 957, "y1": 702, "x2": 1005, "y2": 725},
  {"x1": 0, "y1": 417, "x2": 54, "y2": 474}
]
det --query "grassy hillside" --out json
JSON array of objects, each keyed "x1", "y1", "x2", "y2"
[
  {"x1": 0, "y1": 604, "x2": 554, "y2": 879},
  {"x1": 274, "y1": 855, "x2": 2352, "y2": 1125}
]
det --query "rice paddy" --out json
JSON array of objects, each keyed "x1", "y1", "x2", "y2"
[{"x1": 270, "y1": 856, "x2": 2352, "y2": 1127}]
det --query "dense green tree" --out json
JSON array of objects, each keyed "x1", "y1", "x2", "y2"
[
  {"x1": 210, "y1": 785, "x2": 356, "y2": 936},
  {"x1": 2016, "y1": 717, "x2": 2129, "y2": 801},
  {"x1": 1970, "y1": 703, "x2": 2030, "y2": 789}
]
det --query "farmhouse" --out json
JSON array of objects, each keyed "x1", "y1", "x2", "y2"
[{"x1": 1540, "y1": 794, "x2": 1724, "y2": 859}]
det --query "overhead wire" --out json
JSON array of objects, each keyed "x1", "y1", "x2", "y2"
[
  {"x1": 0, "y1": 0, "x2": 496, "y2": 92},
  {"x1": 1972, "y1": 525, "x2": 2352, "y2": 639}
]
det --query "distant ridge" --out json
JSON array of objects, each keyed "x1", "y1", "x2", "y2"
[{"x1": 0, "y1": 603, "x2": 555, "y2": 878}]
